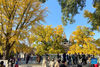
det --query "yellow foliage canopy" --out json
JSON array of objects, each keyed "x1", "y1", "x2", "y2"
[
  {"x1": 0, "y1": 0, "x2": 46, "y2": 59},
  {"x1": 68, "y1": 26, "x2": 99, "y2": 55},
  {"x1": 32, "y1": 25, "x2": 65, "y2": 55}
]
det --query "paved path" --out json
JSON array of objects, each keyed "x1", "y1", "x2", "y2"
[
  {"x1": 19, "y1": 64, "x2": 91, "y2": 67},
  {"x1": 19, "y1": 64, "x2": 41, "y2": 67},
  {"x1": 67, "y1": 64, "x2": 91, "y2": 67},
  {"x1": 17, "y1": 60, "x2": 92, "y2": 67}
]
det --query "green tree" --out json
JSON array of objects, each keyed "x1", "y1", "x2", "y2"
[
  {"x1": 0, "y1": 0, "x2": 46, "y2": 59},
  {"x1": 84, "y1": 2, "x2": 100, "y2": 31},
  {"x1": 94, "y1": 38, "x2": 100, "y2": 47},
  {"x1": 40, "y1": 0, "x2": 99, "y2": 25}
]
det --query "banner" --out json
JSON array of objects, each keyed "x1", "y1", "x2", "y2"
[{"x1": 91, "y1": 58, "x2": 97, "y2": 64}]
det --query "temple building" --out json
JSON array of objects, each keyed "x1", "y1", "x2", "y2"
[{"x1": 61, "y1": 33, "x2": 71, "y2": 52}]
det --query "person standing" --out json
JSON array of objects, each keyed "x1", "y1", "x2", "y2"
[
  {"x1": 42, "y1": 58, "x2": 47, "y2": 67},
  {"x1": 24, "y1": 53, "x2": 26, "y2": 60},
  {"x1": 60, "y1": 60, "x2": 67, "y2": 67},
  {"x1": 37, "y1": 55, "x2": 41, "y2": 63},
  {"x1": 11, "y1": 56, "x2": 15, "y2": 67},
  {"x1": 0, "y1": 61, "x2": 5, "y2": 67},
  {"x1": 55, "y1": 59, "x2": 60, "y2": 67},
  {"x1": 98, "y1": 55, "x2": 100, "y2": 67},
  {"x1": 72, "y1": 54, "x2": 75, "y2": 64},
  {"x1": 75, "y1": 53, "x2": 78, "y2": 64},
  {"x1": 63, "y1": 53, "x2": 66, "y2": 62},
  {"x1": 49, "y1": 58, "x2": 55, "y2": 67},
  {"x1": 47, "y1": 56, "x2": 50, "y2": 62},
  {"x1": 68, "y1": 54, "x2": 71, "y2": 65},
  {"x1": 78, "y1": 53, "x2": 81, "y2": 59},
  {"x1": 87, "y1": 56, "x2": 91, "y2": 67},
  {"x1": 26, "y1": 54, "x2": 30, "y2": 64},
  {"x1": 57, "y1": 53, "x2": 61, "y2": 60},
  {"x1": 66, "y1": 54, "x2": 69, "y2": 61},
  {"x1": 15, "y1": 61, "x2": 18, "y2": 67},
  {"x1": 82, "y1": 53, "x2": 85, "y2": 65}
]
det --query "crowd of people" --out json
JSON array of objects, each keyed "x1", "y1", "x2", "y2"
[
  {"x1": 60, "y1": 53, "x2": 91, "y2": 65},
  {"x1": 42, "y1": 53, "x2": 99, "y2": 67},
  {"x1": 0, "y1": 52, "x2": 100, "y2": 67},
  {"x1": 7, "y1": 54, "x2": 42, "y2": 67}
]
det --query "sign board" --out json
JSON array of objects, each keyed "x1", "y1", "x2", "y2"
[
  {"x1": 0, "y1": 60, "x2": 8, "y2": 67},
  {"x1": 91, "y1": 58, "x2": 97, "y2": 64}
]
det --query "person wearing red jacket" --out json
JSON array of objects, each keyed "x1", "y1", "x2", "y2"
[{"x1": 15, "y1": 59, "x2": 19, "y2": 67}]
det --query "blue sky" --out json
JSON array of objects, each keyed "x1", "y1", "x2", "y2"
[{"x1": 42, "y1": 0, "x2": 100, "y2": 40}]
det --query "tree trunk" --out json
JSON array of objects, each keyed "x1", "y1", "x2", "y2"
[
  {"x1": 3, "y1": 45, "x2": 10, "y2": 60},
  {"x1": 3, "y1": 48, "x2": 10, "y2": 60},
  {"x1": 5, "y1": 48, "x2": 10, "y2": 60}
]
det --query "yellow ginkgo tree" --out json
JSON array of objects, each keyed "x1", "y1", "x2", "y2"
[
  {"x1": 0, "y1": 0, "x2": 46, "y2": 59},
  {"x1": 31, "y1": 25, "x2": 65, "y2": 55},
  {"x1": 68, "y1": 26, "x2": 99, "y2": 55}
]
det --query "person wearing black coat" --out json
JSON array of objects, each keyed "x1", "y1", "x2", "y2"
[
  {"x1": 60, "y1": 60, "x2": 67, "y2": 67},
  {"x1": 63, "y1": 53, "x2": 66, "y2": 62},
  {"x1": 26, "y1": 54, "x2": 30, "y2": 64}
]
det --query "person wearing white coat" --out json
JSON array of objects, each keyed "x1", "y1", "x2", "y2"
[
  {"x1": 55, "y1": 60, "x2": 60, "y2": 67},
  {"x1": 49, "y1": 59, "x2": 55, "y2": 67},
  {"x1": 42, "y1": 57, "x2": 47, "y2": 67}
]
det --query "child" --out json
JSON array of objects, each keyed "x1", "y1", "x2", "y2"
[{"x1": 15, "y1": 59, "x2": 18, "y2": 67}]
